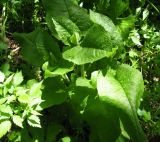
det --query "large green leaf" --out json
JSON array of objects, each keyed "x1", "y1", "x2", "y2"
[
  {"x1": 41, "y1": 77, "x2": 68, "y2": 109},
  {"x1": 13, "y1": 28, "x2": 60, "y2": 66},
  {"x1": 69, "y1": 77, "x2": 120, "y2": 142},
  {"x1": 89, "y1": 10, "x2": 123, "y2": 49},
  {"x1": 46, "y1": 123, "x2": 63, "y2": 142},
  {"x1": 63, "y1": 45, "x2": 117, "y2": 65},
  {"x1": 43, "y1": 0, "x2": 92, "y2": 31},
  {"x1": 105, "y1": 0, "x2": 129, "y2": 19},
  {"x1": 70, "y1": 15, "x2": 122, "y2": 65},
  {"x1": 81, "y1": 24, "x2": 119, "y2": 50},
  {"x1": 42, "y1": 60, "x2": 73, "y2": 78},
  {"x1": 97, "y1": 64, "x2": 147, "y2": 142},
  {"x1": 117, "y1": 15, "x2": 136, "y2": 39},
  {"x1": 51, "y1": 17, "x2": 80, "y2": 45},
  {"x1": 13, "y1": 30, "x2": 44, "y2": 66},
  {"x1": 36, "y1": 30, "x2": 61, "y2": 61},
  {"x1": 83, "y1": 99, "x2": 121, "y2": 142}
]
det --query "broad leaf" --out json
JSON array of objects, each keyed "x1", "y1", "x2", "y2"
[
  {"x1": 97, "y1": 64, "x2": 147, "y2": 142},
  {"x1": 29, "y1": 81, "x2": 43, "y2": 97},
  {"x1": 89, "y1": 10, "x2": 123, "y2": 49},
  {"x1": 0, "y1": 120, "x2": 12, "y2": 139},
  {"x1": 63, "y1": 46, "x2": 116, "y2": 65},
  {"x1": 105, "y1": 0, "x2": 129, "y2": 19},
  {"x1": 36, "y1": 28, "x2": 61, "y2": 61},
  {"x1": 42, "y1": 60, "x2": 73, "y2": 77},
  {"x1": 118, "y1": 15, "x2": 136, "y2": 38},
  {"x1": 46, "y1": 123, "x2": 63, "y2": 142},
  {"x1": 43, "y1": 0, "x2": 92, "y2": 31},
  {"x1": 41, "y1": 77, "x2": 68, "y2": 109},
  {"x1": 14, "y1": 28, "x2": 59, "y2": 66},
  {"x1": 64, "y1": 23, "x2": 120, "y2": 65},
  {"x1": 52, "y1": 17, "x2": 80, "y2": 45},
  {"x1": 83, "y1": 99, "x2": 120, "y2": 142},
  {"x1": 13, "y1": 29, "x2": 44, "y2": 66}
]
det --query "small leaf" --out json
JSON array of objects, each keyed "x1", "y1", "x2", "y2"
[
  {"x1": 12, "y1": 115, "x2": 23, "y2": 128},
  {"x1": 0, "y1": 98, "x2": 7, "y2": 105},
  {"x1": 0, "y1": 105, "x2": 13, "y2": 116},
  {"x1": 61, "y1": 136, "x2": 71, "y2": 142},
  {"x1": 27, "y1": 115, "x2": 41, "y2": 128},
  {"x1": 13, "y1": 72, "x2": 23, "y2": 86},
  {"x1": 29, "y1": 98, "x2": 44, "y2": 107},
  {"x1": 143, "y1": 9, "x2": 149, "y2": 20},
  {"x1": 4, "y1": 74, "x2": 14, "y2": 85},
  {"x1": 29, "y1": 81, "x2": 43, "y2": 97},
  {"x1": 18, "y1": 94, "x2": 30, "y2": 104},
  {"x1": 0, "y1": 120, "x2": 12, "y2": 139}
]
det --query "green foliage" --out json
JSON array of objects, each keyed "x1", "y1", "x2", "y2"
[
  {"x1": 1, "y1": 0, "x2": 160, "y2": 141},
  {"x1": 0, "y1": 71, "x2": 43, "y2": 139}
]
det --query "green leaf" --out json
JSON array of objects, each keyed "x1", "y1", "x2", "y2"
[
  {"x1": 52, "y1": 17, "x2": 80, "y2": 45},
  {"x1": 70, "y1": 77, "x2": 95, "y2": 114},
  {"x1": 13, "y1": 71, "x2": 23, "y2": 86},
  {"x1": 89, "y1": 10, "x2": 123, "y2": 49},
  {"x1": 14, "y1": 28, "x2": 60, "y2": 66},
  {"x1": 0, "y1": 105, "x2": 13, "y2": 116},
  {"x1": 36, "y1": 29, "x2": 61, "y2": 61},
  {"x1": 0, "y1": 120, "x2": 12, "y2": 139},
  {"x1": 29, "y1": 98, "x2": 44, "y2": 107},
  {"x1": 60, "y1": 137, "x2": 71, "y2": 142},
  {"x1": 63, "y1": 46, "x2": 116, "y2": 65},
  {"x1": 4, "y1": 74, "x2": 14, "y2": 85},
  {"x1": 83, "y1": 99, "x2": 120, "y2": 142},
  {"x1": 118, "y1": 15, "x2": 136, "y2": 38},
  {"x1": 12, "y1": 115, "x2": 23, "y2": 128},
  {"x1": 0, "y1": 98, "x2": 7, "y2": 105},
  {"x1": 143, "y1": 9, "x2": 149, "y2": 20},
  {"x1": 69, "y1": 21, "x2": 121, "y2": 64},
  {"x1": 27, "y1": 115, "x2": 41, "y2": 128},
  {"x1": 0, "y1": 63, "x2": 10, "y2": 76},
  {"x1": 18, "y1": 94, "x2": 30, "y2": 104},
  {"x1": 105, "y1": 0, "x2": 129, "y2": 19},
  {"x1": 13, "y1": 29, "x2": 44, "y2": 66},
  {"x1": 42, "y1": 60, "x2": 73, "y2": 77},
  {"x1": 46, "y1": 123, "x2": 63, "y2": 142},
  {"x1": 116, "y1": 64, "x2": 144, "y2": 110},
  {"x1": 41, "y1": 77, "x2": 68, "y2": 109},
  {"x1": 97, "y1": 64, "x2": 147, "y2": 142},
  {"x1": 0, "y1": 42, "x2": 8, "y2": 51},
  {"x1": 43, "y1": 0, "x2": 92, "y2": 31},
  {"x1": 29, "y1": 81, "x2": 43, "y2": 97}
]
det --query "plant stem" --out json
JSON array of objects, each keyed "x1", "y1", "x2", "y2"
[{"x1": 81, "y1": 65, "x2": 85, "y2": 77}]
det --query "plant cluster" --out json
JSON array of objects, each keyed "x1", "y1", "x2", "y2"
[{"x1": 0, "y1": 0, "x2": 160, "y2": 142}]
